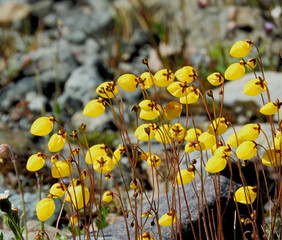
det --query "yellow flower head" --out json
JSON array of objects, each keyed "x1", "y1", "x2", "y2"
[
  {"x1": 154, "y1": 124, "x2": 171, "y2": 144},
  {"x1": 167, "y1": 81, "x2": 191, "y2": 98},
  {"x1": 85, "y1": 144, "x2": 107, "y2": 164},
  {"x1": 195, "y1": 132, "x2": 216, "y2": 151},
  {"x1": 36, "y1": 197, "x2": 55, "y2": 221},
  {"x1": 69, "y1": 215, "x2": 78, "y2": 226},
  {"x1": 206, "y1": 155, "x2": 227, "y2": 173},
  {"x1": 243, "y1": 78, "x2": 268, "y2": 96},
  {"x1": 175, "y1": 66, "x2": 198, "y2": 83},
  {"x1": 96, "y1": 81, "x2": 119, "y2": 99},
  {"x1": 234, "y1": 186, "x2": 257, "y2": 204},
  {"x1": 224, "y1": 61, "x2": 245, "y2": 80},
  {"x1": 230, "y1": 40, "x2": 252, "y2": 58},
  {"x1": 261, "y1": 149, "x2": 282, "y2": 167},
  {"x1": 83, "y1": 98, "x2": 105, "y2": 117},
  {"x1": 48, "y1": 130, "x2": 66, "y2": 152},
  {"x1": 135, "y1": 123, "x2": 156, "y2": 141},
  {"x1": 185, "y1": 128, "x2": 202, "y2": 142},
  {"x1": 147, "y1": 155, "x2": 161, "y2": 168},
  {"x1": 207, "y1": 117, "x2": 229, "y2": 136},
  {"x1": 158, "y1": 211, "x2": 176, "y2": 226},
  {"x1": 236, "y1": 141, "x2": 257, "y2": 160},
  {"x1": 260, "y1": 102, "x2": 278, "y2": 115},
  {"x1": 26, "y1": 152, "x2": 45, "y2": 172},
  {"x1": 130, "y1": 179, "x2": 139, "y2": 189},
  {"x1": 177, "y1": 169, "x2": 195, "y2": 185},
  {"x1": 65, "y1": 185, "x2": 90, "y2": 209},
  {"x1": 51, "y1": 160, "x2": 72, "y2": 178},
  {"x1": 49, "y1": 183, "x2": 66, "y2": 198},
  {"x1": 179, "y1": 86, "x2": 200, "y2": 105},
  {"x1": 169, "y1": 123, "x2": 186, "y2": 140},
  {"x1": 185, "y1": 142, "x2": 196, "y2": 153},
  {"x1": 117, "y1": 73, "x2": 138, "y2": 92},
  {"x1": 163, "y1": 101, "x2": 182, "y2": 120},
  {"x1": 238, "y1": 123, "x2": 261, "y2": 141},
  {"x1": 138, "y1": 72, "x2": 154, "y2": 89},
  {"x1": 112, "y1": 144, "x2": 124, "y2": 164},
  {"x1": 226, "y1": 133, "x2": 243, "y2": 147},
  {"x1": 154, "y1": 69, "x2": 175, "y2": 87},
  {"x1": 93, "y1": 156, "x2": 115, "y2": 173},
  {"x1": 139, "y1": 100, "x2": 160, "y2": 120},
  {"x1": 274, "y1": 129, "x2": 282, "y2": 150},
  {"x1": 214, "y1": 146, "x2": 232, "y2": 157},
  {"x1": 246, "y1": 58, "x2": 257, "y2": 69},
  {"x1": 30, "y1": 116, "x2": 54, "y2": 136},
  {"x1": 103, "y1": 191, "x2": 113, "y2": 202},
  {"x1": 207, "y1": 72, "x2": 224, "y2": 86},
  {"x1": 138, "y1": 232, "x2": 154, "y2": 240}
]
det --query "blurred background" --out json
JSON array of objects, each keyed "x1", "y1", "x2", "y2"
[{"x1": 0, "y1": 0, "x2": 281, "y2": 237}]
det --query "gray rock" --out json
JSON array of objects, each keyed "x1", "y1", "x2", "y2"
[
  {"x1": 65, "y1": 30, "x2": 86, "y2": 45},
  {"x1": 31, "y1": 0, "x2": 53, "y2": 19}
]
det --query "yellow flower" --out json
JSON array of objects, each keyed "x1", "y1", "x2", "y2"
[
  {"x1": 139, "y1": 100, "x2": 160, "y2": 120},
  {"x1": 184, "y1": 128, "x2": 202, "y2": 141},
  {"x1": 147, "y1": 155, "x2": 161, "y2": 168},
  {"x1": 158, "y1": 211, "x2": 176, "y2": 226},
  {"x1": 30, "y1": 116, "x2": 54, "y2": 136},
  {"x1": 213, "y1": 146, "x2": 232, "y2": 157},
  {"x1": 234, "y1": 186, "x2": 257, "y2": 204},
  {"x1": 169, "y1": 123, "x2": 186, "y2": 140},
  {"x1": 135, "y1": 123, "x2": 156, "y2": 141},
  {"x1": 49, "y1": 183, "x2": 66, "y2": 198},
  {"x1": 236, "y1": 141, "x2": 257, "y2": 160},
  {"x1": 36, "y1": 198, "x2": 55, "y2": 221},
  {"x1": 195, "y1": 132, "x2": 216, "y2": 151},
  {"x1": 85, "y1": 144, "x2": 107, "y2": 164},
  {"x1": 207, "y1": 72, "x2": 224, "y2": 86},
  {"x1": 246, "y1": 58, "x2": 257, "y2": 69},
  {"x1": 179, "y1": 86, "x2": 200, "y2": 104},
  {"x1": 154, "y1": 124, "x2": 171, "y2": 144},
  {"x1": 69, "y1": 215, "x2": 78, "y2": 226},
  {"x1": 274, "y1": 130, "x2": 282, "y2": 150},
  {"x1": 230, "y1": 40, "x2": 252, "y2": 58},
  {"x1": 206, "y1": 155, "x2": 227, "y2": 173},
  {"x1": 175, "y1": 66, "x2": 197, "y2": 83},
  {"x1": 243, "y1": 78, "x2": 268, "y2": 96},
  {"x1": 48, "y1": 130, "x2": 66, "y2": 152},
  {"x1": 83, "y1": 99, "x2": 105, "y2": 117},
  {"x1": 154, "y1": 69, "x2": 175, "y2": 87},
  {"x1": 138, "y1": 72, "x2": 154, "y2": 89},
  {"x1": 167, "y1": 81, "x2": 191, "y2": 98},
  {"x1": 103, "y1": 191, "x2": 113, "y2": 202},
  {"x1": 163, "y1": 101, "x2": 182, "y2": 120},
  {"x1": 224, "y1": 61, "x2": 245, "y2": 80},
  {"x1": 226, "y1": 133, "x2": 243, "y2": 147},
  {"x1": 138, "y1": 232, "x2": 154, "y2": 240},
  {"x1": 177, "y1": 169, "x2": 195, "y2": 185},
  {"x1": 65, "y1": 185, "x2": 90, "y2": 209},
  {"x1": 261, "y1": 149, "x2": 282, "y2": 167},
  {"x1": 112, "y1": 144, "x2": 124, "y2": 164},
  {"x1": 207, "y1": 117, "x2": 228, "y2": 135},
  {"x1": 238, "y1": 123, "x2": 261, "y2": 141},
  {"x1": 51, "y1": 160, "x2": 72, "y2": 178},
  {"x1": 260, "y1": 102, "x2": 278, "y2": 115},
  {"x1": 185, "y1": 142, "x2": 195, "y2": 153},
  {"x1": 26, "y1": 152, "x2": 45, "y2": 172},
  {"x1": 96, "y1": 81, "x2": 119, "y2": 98},
  {"x1": 93, "y1": 156, "x2": 115, "y2": 173},
  {"x1": 117, "y1": 73, "x2": 138, "y2": 92}
]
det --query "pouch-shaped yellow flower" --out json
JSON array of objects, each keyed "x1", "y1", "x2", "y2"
[
  {"x1": 83, "y1": 99, "x2": 105, "y2": 117},
  {"x1": 169, "y1": 123, "x2": 186, "y2": 140},
  {"x1": 155, "y1": 124, "x2": 171, "y2": 144},
  {"x1": 30, "y1": 116, "x2": 54, "y2": 136},
  {"x1": 103, "y1": 191, "x2": 113, "y2": 202},
  {"x1": 234, "y1": 186, "x2": 257, "y2": 204},
  {"x1": 154, "y1": 69, "x2": 175, "y2": 87},
  {"x1": 260, "y1": 102, "x2": 278, "y2": 115},
  {"x1": 195, "y1": 132, "x2": 216, "y2": 151},
  {"x1": 85, "y1": 144, "x2": 107, "y2": 164},
  {"x1": 179, "y1": 87, "x2": 200, "y2": 104},
  {"x1": 49, "y1": 183, "x2": 66, "y2": 198},
  {"x1": 243, "y1": 78, "x2": 268, "y2": 96},
  {"x1": 185, "y1": 142, "x2": 196, "y2": 153},
  {"x1": 167, "y1": 81, "x2": 191, "y2": 98},
  {"x1": 261, "y1": 149, "x2": 282, "y2": 167},
  {"x1": 177, "y1": 169, "x2": 195, "y2": 185},
  {"x1": 135, "y1": 124, "x2": 156, "y2": 141},
  {"x1": 158, "y1": 212, "x2": 176, "y2": 226},
  {"x1": 93, "y1": 156, "x2": 115, "y2": 173},
  {"x1": 48, "y1": 131, "x2": 66, "y2": 152},
  {"x1": 206, "y1": 155, "x2": 227, "y2": 173},
  {"x1": 226, "y1": 133, "x2": 243, "y2": 147},
  {"x1": 236, "y1": 141, "x2": 257, "y2": 160},
  {"x1": 26, "y1": 152, "x2": 45, "y2": 172},
  {"x1": 207, "y1": 117, "x2": 228, "y2": 135},
  {"x1": 138, "y1": 232, "x2": 154, "y2": 240},
  {"x1": 66, "y1": 185, "x2": 90, "y2": 209},
  {"x1": 139, "y1": 72, "x2": 154, "y2": 89},
  {"x1": 246, "y1": 58, "x2": 257, "y2": 69},
  {"x1": 36, "y1": 198, "x2": 55, "y2": 221},
  {"x1": 117, "y1": 74, "x2": 138, "y2": 92},
  {"x1": 147, "y1": 155, "x2": 161, "y2": 168},
  {"x1": 140, "y1": 109, "x2": 160, "y2": 120},
  {"x1": 238, "y1": 123, "x2": 260, "y2": 141},
  {"x1": 69, "y1": 215, "x2": 78, "y2": 226},
  {"x1": 184, "y1": 128, "x2": 202, "y2": 141},
  {"x1": 274, "y1": 130, "x2": 281, "y2": 150},
  {"x1": 207, "y1": 72, "x2": 224, "y2": 86},
  {"x1": 214, "y1": 146, "x2": 232, "y2": 157},
  {"x1": 224, "y1": 62, "x2": 245, "y2": 80},
  {"x1": 112, "y1": 144, "x2": 124, "y2": 164},
  {"x1": 163, "y1": 101, "x2": 182, "y2": 120},
  {"x1": 230, "y1": 40, "x2": 252, "y2": 58},
  {"x1": 175, "y1": 66, "x2": 197, "y2": 83},
  {"x1": 96, "y1": 81, "x2": 119, "y2": 98},
  {"x1": 51, "y1": 160, "x2": 72, "y2": 178}
]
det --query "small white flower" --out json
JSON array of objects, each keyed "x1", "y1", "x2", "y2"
[{"x1": 0, "y1": 190, "x2": 9, "y2": 200}]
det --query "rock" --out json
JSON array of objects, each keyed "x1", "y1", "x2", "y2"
[
  {"x1": 31, "y1": 0, "x2": 53, "y2": 19},
  {"x1": 26, "y1": 93, "x2": 48, "y2": 113},
  {"x1": 65, "y1": 30, "x2": 86, "y2": 44},
  {"x1": 0, "y1": 2, "x2": 31, "y2": 25}
]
